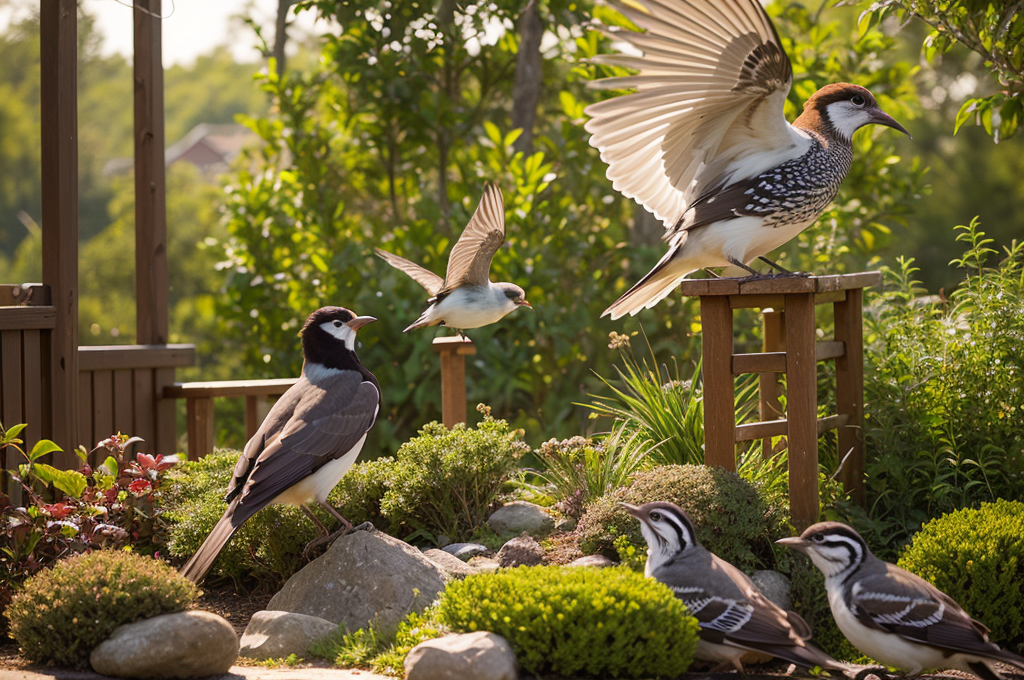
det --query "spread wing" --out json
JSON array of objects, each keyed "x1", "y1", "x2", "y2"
[
  {"x1": 585, "y1": 0, "x2": 806, "y2": 227},
  {"x1": 375, "y1": 248, "x2": 444, "y2": 297},
  {"x1": 228, "y1": 371, "x2": 380, "y2": 517},
  {"x1": 439, "y1": 183, "x2": 506, "y2": 292}
]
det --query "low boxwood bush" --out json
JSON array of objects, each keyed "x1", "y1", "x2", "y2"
[
  {"x1": 7, "y1": 550, "x2": 197, "y2": 669},
  {"x1": 439, "y1": 565, "x2": 699, "y2": 678},
  {"x1": 898, "y1": 499, "x2": 1024, "y2": 652}
]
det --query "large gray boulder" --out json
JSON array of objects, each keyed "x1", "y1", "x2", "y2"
[
  {"x1": 267, "y1": 528, "x2": 446, "y2": 632},
  {"x1": 239, "y1": 610, "x2": 338, "y2": 660},
  {"x1": 487, "y1": 501, "x2": 554, "y2": 536},
  {"x1": 751, "y1": 569, "x2": 792, "y2": 611},
  {"x1": 495, "y1": 535, "x2": 544, "y2": 568},
  {"x1": 90, "y1": 610, "x2": 238, "y2": 678},
  {"x1": 405, "y1": 632, "x2": 518, "y2": 680}
]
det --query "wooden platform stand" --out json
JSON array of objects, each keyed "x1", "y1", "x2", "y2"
[
  {"x1": 691, "y1": 271, "x2": 880, "y2": 531},
  {"x1": 433, "y1": 336, "x2": 477, "y2": 428}
]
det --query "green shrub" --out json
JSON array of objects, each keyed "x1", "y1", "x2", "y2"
[
  {"x1": 7, "y1": 550, "x2": 197, "y2": 669},
  {"x1": 898, "y1": 499, "x2": 1024, "y2": 652},
  {"x1": 439, "y1": 565, "x2": 698, "y2": 677},
  {"x1": 311, "y1": 608, "x2": 448, "y2": 675}
]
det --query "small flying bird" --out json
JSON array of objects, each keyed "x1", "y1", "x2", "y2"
[
  {"x1": 375, "y1": 183, "x2": 531, "y2": 335},
  {"x1": 623, "y1": 501, "x2": 851, "y2": 673},
  {"x1": 181, "y1": 307, "x2": 380, "y2": 582},
  {"x1": 778, "y1": 522, "x2": 1024, "y2": 680},
  {"x1": 585, "y1": 0, "x2": 911, "y2": 319}
]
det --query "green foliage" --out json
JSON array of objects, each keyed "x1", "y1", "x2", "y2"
[
  {"x1": 6, "y1": 550, "x2": 197, "y2": 669},
  {"x1": 439, "y1": 565, "x2": 699, "y2": 678},
  {"x1": 862, "y1": 221, "x2": 1024, "y2": 553},
  {"x1": 898, "y1": 500, "x2": 1024, "y2": 651},
  {"x1": 311, "y1": 608, "x2": 448, "y2": 675}
]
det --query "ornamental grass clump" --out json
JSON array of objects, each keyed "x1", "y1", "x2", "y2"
[
  {"x1": 7, "y1": 550, "x2": 197, "y2": 669},
  {"x1": 439, "y1": 565, "x2": 699, "y2": 678},
  {"x1": 899, "y1": 499, "x2": 1024, "y2": 652}
]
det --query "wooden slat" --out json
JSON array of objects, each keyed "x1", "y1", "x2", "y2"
[
  {"x1": 740, "y1": 276, "x2": 816, "y2": 295},
  {"x1": 164, "y1": 378, "x2": 298, "y2": 399},
  {"x1": 733, "y1": 352, "x2": 786, "y2": 375},
  {"x1": 133, "y1": 369, "x2": 156, "y2": 449},
  {"x1": 79, "y1": 344, "x2": 195, "y2": 371},
  {"x1": 0, "y1": 307, "x2": 57, "y2": 330},
  {"x1": 835, "y1": 288, "x2": 866, "y2": 504},
  {"x1": 40, "y1": 0, "x2": 79, "y2": 469},
  {"x1": 245, "y1": 395, "x2": 264, "y2": 441},
  {"x1": 678, "y1": 272, "x2": 881, "y2": 298},
  {"x1": 91, "y1": 370, "x2": 113, "y2": 447},
  {"x1": 701, "y1": 296, "x2": 736, "y2": 471},
  {"x1": 78, "y1": 371, "x2": 93, "y2": 459},
  {"x1": 0, "y1": 284, "x2": 51, "y2": 306},
  {"x1": 22, "y1": 330, "x2": 43, "y2": 455},
  {"x1": 784, "y1": 293, "x2": 819, "y2": 531},
  {"x1": 760, "y1": 310, "x2": 785, "y2": 458},
  {"x1": 815, "y1": 341, "x2": 845, "y2": 361},
  {"x1": 813, "y1": 271, "x2": 882, "y2": 292},
  {"x1": 736, "y1": 414, "x2": 849, "y2": 443},
  {"x1": 2, "y1": 330, "x2": 24, "y2": 504},
  {"x1": 154, "y1": 367, "x2": 177, "y2": 456},
  {"x1": 433, "y1": 337, "x2": 472, "y2": 428},
  {"x1": 186, "y1": 397, "x2": 215, "y2": 461},
  {"x1": 728, "y1": 290, "x2": 847, "y2": 311},
  {"x1": 113, "y1": 370, "x2": 134, "y2": 442}
]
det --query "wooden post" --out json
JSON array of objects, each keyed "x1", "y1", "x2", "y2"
[
  {"x1": 759, "y1": 310, "x2": 785, "y2": 459},
  {"x1": 40, "y1": 0, "x2": 79, "y2": 468},
  {"x1": 784, "y1": 293, "x2": 819, "y2": 531},
  {"x1": 245, "y1": 394, "x2": 272, "y2": 441},
  {"x1": 432, "y1": 336, "x2": 476, "y2": 428},
  {"x1": 834, "y1": 289, "x2": 865, "y2": 504},
  {"x1": 701, "y1": 296, "x2": 736, "y2": 471},
  {"x1": 186, "y1": 397, "x2": 214, "y2": 461}
]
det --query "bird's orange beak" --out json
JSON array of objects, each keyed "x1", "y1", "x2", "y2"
[
  {"x1": 519, "y1": 299, "x2": 532, "y2": 309},
  {"x1": 347, "y1": 315, "x2": 377, "y2": 331}
]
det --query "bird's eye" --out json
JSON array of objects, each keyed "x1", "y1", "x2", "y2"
[
  {"x1": 811, "y1": 534, "x2": 824, "y2": 543},
  {"x1": 850, "y1": 94, "x2": 866, "y2": 107},
  {"x1": 333, "y1": 320, "x2": 343, "y2": 327},
  {"x1": 649, "y1": 511, "x2": 662, "y2": 522}
]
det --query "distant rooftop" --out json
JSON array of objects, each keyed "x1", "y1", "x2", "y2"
[{"x1": 103, "y1": 123, "x2": 259, "y2": 177}]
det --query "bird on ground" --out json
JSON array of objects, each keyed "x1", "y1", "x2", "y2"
[
  {"x1": 778, "y1": 522, "x2": 1024, "y2": 680},
  {"x1": 375, "y1": 183, "x2": 531, "y2": 336},
  {"x1": 181, "y1": 307, "x2": 380, "y2": 583},
  {"x1": 623, "y1": 501, "x2": 851, "y2": 673},
  {"x1": 584, "y1": 0, "x2": 911, "y2": 319}
]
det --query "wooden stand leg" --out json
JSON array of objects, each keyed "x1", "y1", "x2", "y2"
[
  {"x1": 701, "y1": 296, "x2": 736, "y2": 471},
  {"x1": 433, "y1": 337, "x2": 477, "y2": 429},
  {"x1": 760, "y1": 310, "x2": 785, "y2": 459},
  {"x1": 834, "y1": 289, "x2": 865, "y2": 505},
  {"x1": 785, "y1": 293, "x2": 818, "y2": 531}
]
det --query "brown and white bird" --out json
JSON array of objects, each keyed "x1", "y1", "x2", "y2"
[
  {"x1": 375, "y1": 183, "x2": 530, "y2": 335},
  {"x1": 181, "y1": 307, "x2": 380, "y2": 582},
  {"x1": 624, "y1": 501, "x2": 851, "y2": 673},
  {"x1": 585, "y1": 0, "x2": 911, "y2": 319},
  {"x1": 778, "y1": 522, "x2": 1024, "y2": 680}
]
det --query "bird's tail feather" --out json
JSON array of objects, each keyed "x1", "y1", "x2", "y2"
[
  {"x1": 748, "y1": 641, "x2": 854, "y2": 674},
  {"x1": 180, "y1": 507, "x2": 241, "y2": 583},
  {"x1": 602, "y1": 245, "x2": 696, "y2": 320},
  {"x1": 403, "y1": 311, "x2": 441, "y2": 332}
]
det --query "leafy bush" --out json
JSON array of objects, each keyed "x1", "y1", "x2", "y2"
[
  {"x1": 439, "y1": 565, "x2": 699, "y2": 678},
  {"x1": 7, "y1": 550, "x2": 197, "y2": 669},
  {"x1": 311, "y1": 608, "x2": 448, "y2": 675},
  {"x1": 863, "y1": 222, "x2": 1024, "y2": 553},
  {"x1": 898, "y1": 500, "x2": 1024, "y2": 652}
]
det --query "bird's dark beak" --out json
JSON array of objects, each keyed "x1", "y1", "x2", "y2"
[
  {"x1": 347, "y1": 315, "x2": 377, "y2": 331},
  {"x1": 872, "y1": 109, "x2": 912, "y2": 139},
  {"x1": 519, "y1": 299, "x2": 532, "y2": 309},
  {"x1": 619, "y1": 502, "x2": 642, "y2": 519},
  {"x1": 775, "y1": 536, "x2": 810, "y2": 552}
]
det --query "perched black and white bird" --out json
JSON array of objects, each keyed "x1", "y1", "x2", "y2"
[
  {"x1": 375, "y1": 183, "x2": 531, "y2": 335},
  {"x1": 778, "y1": 522, "x2": 1024, "y2": 680},
  {"x1": 623, "y1": 501, "x2": 850, "y2": 673},
  {"x1": 181, "y1": 307, "x2": 381, "y2": 582},
  {"x1": 585, "y1": 0, "x2": 911, "y2": 319}
]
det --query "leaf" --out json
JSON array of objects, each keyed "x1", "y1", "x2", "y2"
[
  {"x1": 483, "y1": 120, "x2": 502, "y2": 147},
  {"x1": 29, "y1": 439, "x2": 63, "y2": 461},
  {"x1": 34, "y1": 464, "x2": 88, "y2": 499},
  {"x1": 2, "y1": 423, "x2": 27, "y2": 443},
  {"x1": 954, "y1": 99, "x2": 979, "y2": 134},
  {"x1": 99, "y1": 456, "x2": 119, "y2": 477},
  {"x1": 310, "y1": 252, "x2": 329, "y2": 273}
]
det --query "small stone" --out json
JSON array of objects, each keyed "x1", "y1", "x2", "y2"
[
  {"x1": 467, "y1": 556, "x2": 501, "y2": 572},
  {"x1": 436, "y1": 534, "x2": 452, "y2": 548},
  {"x1": 568, "y1": 554, "x2": 616, "y2": 568},
  {"x1": 442, "y1": 542, "x2": 489, "y2": 561},
  {"x1": 751, "y1": 569, "x2": 792, "y2": 611},
  {"x1": 487, "y1": 501, "x2": 554, "y2": 536},
  {"x1": 496, "y1": 535, "x2": 544, "y2": 568},
  {"x1": 554, "y1": 517, "x2": 577, "y2": 533},
  {"x1": 90, "y1": 610, "x2": 237, "y2": 678},
  {"x1": 422, "y1": 548, "x2": 478, "y2": 580},
  {"x1": 405, "y1": 632, "x2": 517, "y2": 680},
  {"x1": 239, "y1": 610, "x2": 337, "y2": 661}
]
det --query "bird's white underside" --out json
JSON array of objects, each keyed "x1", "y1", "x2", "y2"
[
  {"x1": 270, "y1": 432, "x2": 368, "y2": 506},
  {"x1": 413, "y1": 284, "x2": 520, "y2": 330}
]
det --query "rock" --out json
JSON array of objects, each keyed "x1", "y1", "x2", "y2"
[
  {"x1": 568, "y1": 554, "x2": 616, "y2": 568},
  {"x1": 496, "y1": 535, "x2": 544, "y2": 568},
  {"x1": 436, "y1": 534, "x2": 452, "y2": 548},
  {"x1": 487, "y1": 501, "x2": 554, "y2": 537},
  {"x1": 239, "y1": 610, "x2": 338, "y2": 661},
  {"x1": 751, "y1": 569, "x2": 792, "y2": 611},
  {"x1": 405, "y1": 632, "x2": 517, "y2": 680},
  {"x1": 467, "y1": 556, "x2": 500, "y2": 572},
  {"x1": 422, "y1": 548, "x2": 478, "y2": 580},
  {"x1": 267, "y1": 528, "x2": 445, "y2": 632},
  {"x1": 441, "y1": 542, "x2": 489, "y2": 561},
  {"x1": 90, "y1": 610, "x2": 237, "y2": 678},
  {"x1": 554, "y1": 517, "x2": 577, "y2": 533}
]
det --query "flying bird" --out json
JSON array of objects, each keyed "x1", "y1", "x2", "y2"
[
  {"x1": 375, "y1": 183, "x2": 531, "y2": 335},
  {"x1": 585, "y1": 0, "x2": 911, "y2": 319},
  {"x1": 181, "y1": 307, "x2": 380, "y2": 582},
  {"x1": 624, "y1": 501, "x2": 851, "y2": 673},
  {"x1": 778, "y1": 522, "x2": 1024, "y2": 680}
]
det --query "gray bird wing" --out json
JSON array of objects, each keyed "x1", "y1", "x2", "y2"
[
  {"x1": 849, "y1": 565, "x2": 1004, "y2": 658},
  {"x1": 228, "y1": 371, "x2": 380, "y2": 520},
  {"x1": 585, "y1": 0, "x2": 800, "y2": 228},
  {"x1": 438, "y1": 183, "x2": 506, "y2": 293},
  {"x1": 375, "y1": 248, "x2": 444, "y2": 297}
]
